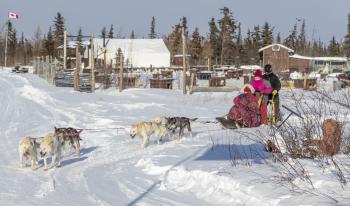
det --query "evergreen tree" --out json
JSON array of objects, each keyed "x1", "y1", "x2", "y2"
[
  {"x1": 236, "y1": 23, "x2": 244, "y2": 66},
  {"x1": 241, "y1": 29, "x2": 253, "y2": 64},
  {"x1": 148, "y1": 16, "x2": 157, "y2": 39},
  {"x1": 130, "y1": 30, "x2": 135, "y2": 39},
  {"x1": 318, "y1": 38, "x2": 325, "y2": 56},
  {"x1": 16, "y1": 32, "x2": 25, "y2": 64},
  {"x1": 7, "y1": 21, "x2": 17, "y2": 65},
  {"x1": 208, "y1": 18, "x2": 220, "y2": 64},
  {"x1": 108, "y1": 24, "x2": 114, "y2": 38},
  {"x1": 181, "y1": 16, "x2": 188, "y2": 37},
  {"x1": 201, "y1": 39, "x2": 213, "y2": 65},
  {"x1": 344, "y1": 14, "x2": 350, "y2": 58},
  {"x1": 312, "y1": 40, "x2": 318, "y2": 56},
  {"x1": 33, "y1": 26, "x2": 43, "y2": 57},
  {"x1": 328, "y1": 36, "x2": 340, "y2": 56},
  {"x1": 218, "y1": 7, "x2": 236, "y2": 65},
  {"x1": 100, "y1": 26, "x2": 107, "y2": 39},
  {"x1": 53, "y1": 12, "x2": 65, "y2": 57},
  {"x1": 284, "y1": 23, "x2": 298, "y2": 51},
  {"x1": 189, "y1": 27, "x2": 202, "y2": 65},
  {"x1": 76, "y1": 27, "x2": 83, "y2": 52},
  {"x1": 236, "y1": 23, "x2": 242, "y2": 48},
  {"x1": 250, "y1": 26, "x2": 262, "y2": 63},
  {"x1": 24, "y1": 38, "x2": 33, "y2": 65},
  {"x1": 298, "y1": 19, "x2": 306, "y2": 54},
  {"x1": 261, "y1": 22, "x2": 273, "y2": 47},
  {"x1": 166, "y1": 23, "x2": 182, "y2": 56},
  {"x1": 276, "y1": 33, "x2": 281, "y2": 43},
  {"x1": 45, "y1": 27, "x2": 55, "y2": 56}
]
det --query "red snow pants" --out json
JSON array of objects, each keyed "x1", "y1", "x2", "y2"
[{"x1": 260, "y1": 102, "x2": 268, "y2": 125}]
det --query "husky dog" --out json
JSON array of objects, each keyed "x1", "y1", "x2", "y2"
[
  {"x1": 129, "y1": 121, "x2": 165, "y2": 148},
  {"x1": 39, "y1": 129, "x2": 64, "y2": 170},
  {"x1": 165, "y1": 117, "x2": 197, "y2": 140},
  {"x1": 19, "y1": 136, "x2": 40, "y2": 170},
  {"x1": 54, "y1": 127, "x2": 82, "y2": 156},
  {"x1": 152, "y1": 116, "x2": 170, "y2": 140}
]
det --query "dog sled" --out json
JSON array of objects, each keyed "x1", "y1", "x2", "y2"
[{"x1": 215, "y1": 105, "x2": 303, "y2": 130}]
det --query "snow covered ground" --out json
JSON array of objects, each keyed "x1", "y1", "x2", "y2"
[{"x1": 0, "y1": 69, "x2": 350, "y2": 206}]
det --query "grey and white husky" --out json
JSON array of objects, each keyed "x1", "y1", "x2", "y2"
[{"x1": 165, "y1": 117, "x2": 197, "y2": 140}]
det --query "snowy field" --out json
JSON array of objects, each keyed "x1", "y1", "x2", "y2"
[{"x1": 0, "y1": 68, "x2": 350, "y2": 206}]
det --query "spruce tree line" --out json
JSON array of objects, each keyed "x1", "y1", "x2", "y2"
[{"x1": 1, "y1": 9, "x2": 350, "y2": 67}]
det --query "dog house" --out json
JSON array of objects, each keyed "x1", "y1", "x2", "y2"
[
  {"x1": 116, "y1": 76, "x2": 137, "y2": 89},
  {"x1": 209, "y1": 77, "x2": 226, "y2": 87},
  {"x1": 150, "y1": 78, "x2": 174, "y2": 89},
  {"x1": 197, "y1": 71, "x2": 213, "y2": 80}
]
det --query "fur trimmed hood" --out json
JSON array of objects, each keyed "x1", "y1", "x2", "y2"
[{"x1": 240, "y1": 84, "x2": 255, "y2": 93}]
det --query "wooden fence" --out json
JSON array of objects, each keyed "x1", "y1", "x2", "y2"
[{"x1": 33, "y1": 57, "x2": 58, "y2": 84}]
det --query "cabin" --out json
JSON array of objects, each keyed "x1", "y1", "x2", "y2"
[{"x1": 259, "y1": 43, "x2": 350, "y2": 74}]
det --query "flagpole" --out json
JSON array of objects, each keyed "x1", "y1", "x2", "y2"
[{"x1": 4, "y1": 20, "x2": 9, "y2": 68}]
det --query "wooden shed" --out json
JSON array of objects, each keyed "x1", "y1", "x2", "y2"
[
  {"x1": 259, "y1": 44, "x2": 293, "y2": 73},
  {"x1": 259, "y1": 44, "x2": 312, "y2": 73},
  {"x1": 172, "y1": 54, "x2": 191, "y2": 67}
]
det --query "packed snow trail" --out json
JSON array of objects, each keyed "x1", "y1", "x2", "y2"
[
  {"x1": 0, "y1": 71, "x2": 349, "y2": 206},
  {"x1": 0, "y1": 72, "x2": 233, "y2": 206}
]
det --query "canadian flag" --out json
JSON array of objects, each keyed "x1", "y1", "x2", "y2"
[{"x1": 8, "y1": 12, "x2": 19, "y2": 19}]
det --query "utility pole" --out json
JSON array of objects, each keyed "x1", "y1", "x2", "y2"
[
  {"x1": 4, "y1": 21, "x2": 9, "y2": 67},
  {"x1": 119, "y1": 52, "x2": 124, "y2": 92},
  {"x1": 63, "y1": 30, "x2": 67, "y2": 69},
  {"x1": 103, "y1": 36, "x2": 107, "y2": 89},
  {"x1": 182, "y1": 27, "x2": 187, "y2": 95},
  {"x1": 90, "y1": 36, "x2": 95, "y2": 93}
]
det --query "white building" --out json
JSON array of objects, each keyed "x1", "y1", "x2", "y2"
[{"x1": 92, "y1": 38, "x2": 170, "y2": 68}]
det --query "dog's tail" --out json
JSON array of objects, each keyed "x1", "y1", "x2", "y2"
[{"x1": 190, "y1": 118, "x2": 198, "y2": 122}]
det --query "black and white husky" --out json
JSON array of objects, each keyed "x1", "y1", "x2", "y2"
[{"x1": 54, "y1": 127, "x2": 82, "y2": 156}]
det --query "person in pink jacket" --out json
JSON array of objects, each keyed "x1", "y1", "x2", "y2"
[{"x1": 250, "y1": 69, "x2": 272, "y2": 124}]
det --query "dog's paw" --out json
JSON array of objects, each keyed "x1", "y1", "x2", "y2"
[
  {"x1": 55, "y1": 164, "x2": 61, "y2": 168},
  {"x1": 43, "y1": 167, "x2": 48, "y2": 171}
]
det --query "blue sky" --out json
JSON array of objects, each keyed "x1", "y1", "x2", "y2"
[{"x1": 1, "y1": 0, "x2": 349, "y2": 43}]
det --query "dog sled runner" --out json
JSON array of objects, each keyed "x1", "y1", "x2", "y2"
[{"x1": 216, "y1": 117, "x2": 240, "y2": 130}]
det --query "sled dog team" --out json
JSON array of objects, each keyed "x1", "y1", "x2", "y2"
[
  {"x1": 130, "y1": 116, "x2": 197, "y2": 149},
  {"x1": 19, "y1": 127, "x2": 82, "y2": 171},
  {"x1": 19, "y1": 116, "x2": 196, "y2": 170}
]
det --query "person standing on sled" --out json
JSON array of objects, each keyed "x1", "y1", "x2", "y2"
[
  {"x1": 263, "y1": 64, "x2": 281, "y2": 122},
  {"x1": 217, "y1": 84, "x2": 261, "y2": 129},
  {"x1": 251, "y1": 69, "x2": 272, "y2": 125}
]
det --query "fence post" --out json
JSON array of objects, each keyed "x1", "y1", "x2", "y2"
[
  {"x1": 189, "y1": 73, "x2": 195, "y2": 95},
  {"x1": 52, "y1": 59, "x2": 56, "y2": 85},
  {"x1": 90, "y1": 36, "x2": 95, "y2": 93},
  {"x1": 182, "y1": 27, "x2": 187, "y2": 95},
  {"x1": 74, "y1": 46, "x2": 81, "y2": 91},
  {"x1": 41, "y1": 56, "x2": 44, "y2": 78},
  {"x1": 119, "y1": 54, "x2": 124, "y2": 92},
  {"x1": 46, "y1": 56, "x2": 50, "y2": 82}
]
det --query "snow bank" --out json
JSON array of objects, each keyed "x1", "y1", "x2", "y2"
[
  {"x1": 162, "y1": 167, "x2": 269, "y2": 206},
  {"x1": 18, "y1": 84, "x2": 55, "y2": 105}
]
